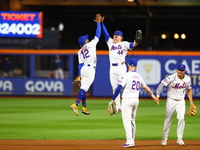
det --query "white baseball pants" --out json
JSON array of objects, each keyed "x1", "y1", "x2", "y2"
[
  {"x1": 80, "y1": 65, "x2": 95, "y2": 92},
  {"x1": 55, "y1": 69, "x2": 64, "y2": 79},
  {"x1": 162, "y1": 97, "x2": 185, "y2": 140},
  {"x1": 110, "y1": 64, "x2": 126, "y2": 110},
  {"x1": 122, "y1": 97, "x2": 139, "y2": 145}
]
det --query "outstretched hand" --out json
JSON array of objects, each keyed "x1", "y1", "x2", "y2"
[
  {"x1": 94, "y1": 14, "x2": 102, "y2": 23},
  {"x1": 101, "y1": 16, "x2": 104, "y2": 23},
  {"x1": 153, "y1": 95, "x2": 159, "y2": 105}
]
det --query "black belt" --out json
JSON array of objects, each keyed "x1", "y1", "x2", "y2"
[{"x1": 112, "y1": 62, "x2": 125, "y2": 66}]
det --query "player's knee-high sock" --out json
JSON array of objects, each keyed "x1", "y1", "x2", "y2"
[
  {"x1": 80, "y1": 89, "x2": 86, "y2": 107},
  {"x1": 82, "y1": 95, "x2": 86, "y2": 107},
  {"x1": 76, "y1": 89, "x2": 86, "y2": 106}
]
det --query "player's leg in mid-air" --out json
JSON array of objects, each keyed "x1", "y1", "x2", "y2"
[
  {"x1": 110, "y1": 64, "x2": 126, "y2": 113},
  {"x1": 71, "y1": 66, "x2": 95, "y2": 116},
  {"x1": 110, "y1": 71, "x2": 121, "y2": 112}
]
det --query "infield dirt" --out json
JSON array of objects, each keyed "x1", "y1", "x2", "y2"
[{"x1": 0, "y1": 140, "x2": 200, "y2": 150}]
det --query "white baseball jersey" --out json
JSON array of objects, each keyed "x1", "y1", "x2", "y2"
[
  {"x1": 118, "y1": 71, "x2": 147, "y2": 98},
  {"x1": 78, "y1": 36, "x2": 99, "y2": 67},
  {"x1": 78, "y1": 36, "x2": 99, "y2": 91},
  {"x1": 161, "y1": 73, "x2": 192, "y2": 100},
  {"x1": 107, "y1": 37, "x2": 132, "y2": 65}
]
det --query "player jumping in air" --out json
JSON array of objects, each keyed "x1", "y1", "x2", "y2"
[
  {"x1": 70, "y1": 14, "x2": 102, "y2": 116},
  {"x1": 101, "y1": 16, "x2": 142, "y2": 113}
]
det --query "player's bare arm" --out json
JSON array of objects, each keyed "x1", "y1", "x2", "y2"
[
  {"x1": 144, "y1": 86, "x2": 159, "y2": 105},
  {"x1": 133, "y1": 41, "x2": 138, "y2": 47},
  {"x1": 187, "y1": 89, "x2": 194, "y2": 105},
  {"x1": 156, "y1": 82, "x2": 164, "y2": 103}
]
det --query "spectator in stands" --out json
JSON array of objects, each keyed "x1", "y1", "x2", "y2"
[
  {"x1": 2, "y1": 56, "x2": 13, "y2": 77},
  {"x1": 52, "y1": 55, "x2": 64, "y2": 79}
]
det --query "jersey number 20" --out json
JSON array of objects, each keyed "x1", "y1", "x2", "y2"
[{"x1": 132, "y1": 80, "x2": 140, "y2": 90}]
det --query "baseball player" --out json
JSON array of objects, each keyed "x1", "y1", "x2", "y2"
[
  {"x1": 70, "y1": 14, "x2": 102, "y2": 116},
  {"x1": 156, "y1": 63, "x2": 194, "y2": 146},
  {"x1": 101, "y1": 16, "x2": 140, "y2": 113},
  {"x1": 110, "y1": 58, "x2": 158, "y2": 148},
  {"x1": 51, "y1": 55, "x2": 64, "y2": 79}
]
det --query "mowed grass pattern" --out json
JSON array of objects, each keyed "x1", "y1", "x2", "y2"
[{"x1": 0, "y1": 98, "x2": 199, "y2": 140}]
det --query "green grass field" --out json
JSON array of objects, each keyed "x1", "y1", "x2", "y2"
[{"x1": 0, "y1": 97, "x2": 199, "y2": 140}]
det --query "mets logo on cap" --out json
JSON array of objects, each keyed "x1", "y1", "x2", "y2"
[
  {"x1": 177, "y1": 64, "x2": 186, "y2": 71},
  {"x1": 114, "y1": 30, "x2": 123, "y2": 37}
]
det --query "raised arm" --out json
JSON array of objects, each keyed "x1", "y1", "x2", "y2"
[
  {"x1": 93, "y1": 14, "x2": 101, "y2": 39},
  {"x1": 101, "y1": 17, "x2": 110, "y2": 42},
  {"x1": 130, "y1": 30, "x2": 142, "y2": 48}
]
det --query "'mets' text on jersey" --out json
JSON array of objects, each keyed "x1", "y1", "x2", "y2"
[
  {"x1": 107, "y1": 38, "x2": 132, "y2": 64},
  {"x1": 162, "y1": 73, "x2": 192, "y2": 100}
]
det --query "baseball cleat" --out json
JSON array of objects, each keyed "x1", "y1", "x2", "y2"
[
  {"x1": 177, "y1": 139, "x2": 185, "y2": 146},
  {"x1": 121, "y1": 144, "x2": 134, "y2": 148},
  {"x1": 82, "y1": 106, "x2": 90, "y2": 115},
  {"x1": 114, "y1": 109, "x2": 121, "y2": 114},
  {"x1": 117, "y1": 109, "x2": 121, "y2": 113},
  {"x1": 70, "y1": 103, "x2": 79, "y2": 116},
  {"x1": 161, "y1": 139, "x2": 167, "y2": 146}
]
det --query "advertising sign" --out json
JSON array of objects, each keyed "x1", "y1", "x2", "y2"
[
  {"x1": 93, "y1": 54, "x2": 200, "y2": 98},
  {"x1": 134, "y1": 56, "x2": 200, "y2": 98},
  {"x1": 0, "y1": 79, "x2": 72, "y2": 96},
  {"x1": 0, "y1": 11, "x2": 43, "y2": 38}
]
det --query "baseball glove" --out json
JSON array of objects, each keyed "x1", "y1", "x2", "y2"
[
  {"x1": 108, "y1": 102, "x2": 117, "y2": 115},
  {"x1": 72, "y1": 76, "x2": 81, "y2": 88},
  {"x1": 135, "y1": 30, "x2": 142, "y2": 43},
  {"x1": 187, "y1": 104, "x2": 197, "y2": 116}
]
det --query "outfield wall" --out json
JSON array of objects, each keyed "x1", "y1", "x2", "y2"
[
  {"x1": 93, "y1": 51, "x2": 200, "y2": 98},
  {"x1": 0, "y1": 49, "x2": 200, "y2": 98}
]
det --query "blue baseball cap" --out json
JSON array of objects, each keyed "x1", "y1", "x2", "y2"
[
  {"x1": 129, "y1": 58, "x2": 137, "y2": 67},
  {"x1": 114, "y1": 30, "x2": 123, "y2": 37},
  {"x1": 78, "y1": 34, "x2": 88, "y2": 45},
  {"x1": 177, "y1": 64, "x2": 186, "y2": 71}
]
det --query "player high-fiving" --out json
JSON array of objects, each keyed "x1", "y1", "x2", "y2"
[
  {"x1": 70, "y1": 14, "x2": 102, "y2": 116},
  {"x1": 101, "y1": 15, "x2": 142, "y2": 113}
]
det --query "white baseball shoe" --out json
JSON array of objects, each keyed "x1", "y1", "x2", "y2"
[
  {"x1": 161, "y1": 139, "x2": 167, "y2": 146},
  {"x1": 114, "y1": 108, "x2": 121, "y2": 114},
  {"x1": 117, "y1": 108, "x2": 121, "y2": 113},
  {"x1": 121, "y1": 143, "x2": 135, "y2": 148},
  {"x1": 177, "y1": 139, "x2": 185, "y2": 146}
]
